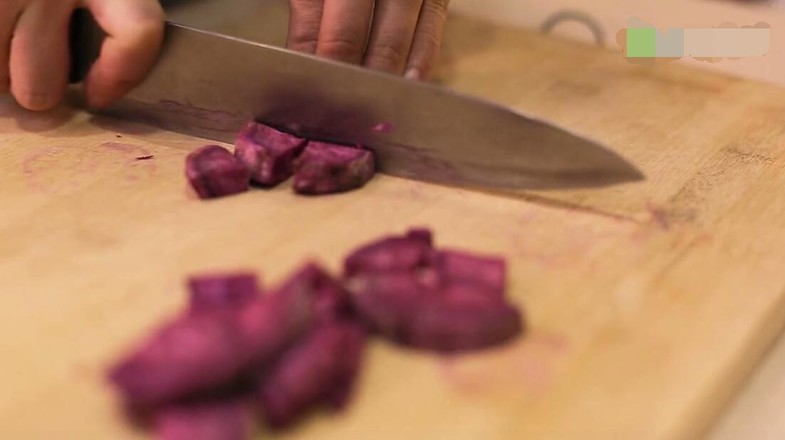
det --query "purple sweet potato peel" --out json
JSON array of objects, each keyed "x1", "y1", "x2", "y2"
[{"x1": 108, "y1": 228, "x2": 524, "y2": 439}]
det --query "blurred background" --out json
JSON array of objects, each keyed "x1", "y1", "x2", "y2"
[{"x1": 164, "y1": 0, "x2": 782, "y2": 88}]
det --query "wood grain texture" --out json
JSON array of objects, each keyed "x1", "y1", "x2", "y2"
[{"x1": 2, "y1": 13, "x2": 785, "y2": 440}]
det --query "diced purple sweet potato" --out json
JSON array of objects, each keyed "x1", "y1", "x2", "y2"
[
  {"x1": 405, "y1": 228, "x2": 433, "y2": 247},
  {"x1": 108, "y1": 312, "x2": 249, "y2": 407},
  {"x1": 277, "y1": 263, "x2": 353, "y2": 323},
  {"x1": 188, "y1": 273, "x2": 261, "y2": 312},
  {"x1": 234, "y1": 290, "x2": 315, "y2": 370},
  {"x1": 293, "y1": 141, "x2": 375, "y2": 195},
  {"x1": 343, "y1": 232, "x2": 434, "y2": 278},
  {"x1": 109, "y1": 290, "x2": 313, "y2": 407},
  {"x1": 323, "y1": 325, "x2": 366, "y2": 410},
  {"x1": 347, "y1": 272, "x2": 431, "y2": 338},
  {"x1": 258, "y1": 323, "x2": 366, "y2": 429},
  {"x1": 404, "y1": 299, "x2": 524, "y2": 353},
  {"x1": 185, "y1": 145, "x2": 250, "y2": 199},
  {"x1": 155, "y1": 397, "x2": 252, "y2": 440},
  {"x1": 433, "y1": 250, "x2": 506, "y2": 297},
  {"x1": 234, "y1": 122, "x2": 308, "y2": 186}
]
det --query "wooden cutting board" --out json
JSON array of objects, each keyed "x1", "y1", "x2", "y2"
[{"x1": 3, "y1": 13, "x2": 785, "y2": 440}]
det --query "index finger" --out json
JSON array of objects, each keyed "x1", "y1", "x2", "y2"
[{"x1": 82, "y1": 0, "x2": 164, "y2": 108}]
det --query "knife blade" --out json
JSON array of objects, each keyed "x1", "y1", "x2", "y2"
[{"x1": 69, "y1": 9, "x2": 643, "y2": 191}]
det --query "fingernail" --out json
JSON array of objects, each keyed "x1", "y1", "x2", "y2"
[{"x1": 404, "y1": 67, "x2": 421, "y2": 80}]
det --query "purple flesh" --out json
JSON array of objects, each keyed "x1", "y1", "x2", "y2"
[
  {"x1": 434, "y1": 250, "x2": 506, "y2": 297},
  {"x1": 185, "y1": 145, "x2": 250, "y2": 199},
  {"x1": 234, "y1": 122, "x2": 307, "y2": 186},
  {"x1": 109, "y1": 290, "x2": 314, "y2": 408},
  {"x1": 155, "y1": 398, "x2": 252, "y2": 440},
  {"x1": 277, "y1": 263, "x2": 353, "y2": 323},
  {"x1": 347, "y1": 272, "x2": 432, "y2": 338},
  {"x1": 405, "y1": 228, "x2": 433, "y2": 247},
  {"x1": 258, "y1": 323, "x2": 366, "y2": 429},
  {"x1": 188, "y1": 273, "x2": 261, "y2": 312},
  {"x1": 293, "y1": 141, "x2": 376, "y2": 195},
  {"x1": 343, "y1": 233, "x2": 434, "y2": 278},
  {"x1": 108, "y1": 226, "x2": 524, "y2": 436},
  {"x1": 405, "y1": 299, "x2": 524, "y2": 353},
  {"x1": 323, "y1": 324, "x2": 367, "y2": 410},
  {"x1": 108, "y1": 312, "x2": 249, "y2": 407},
  {"x1": 234, "y1": 290, "x2": 315, "y2": 370}
]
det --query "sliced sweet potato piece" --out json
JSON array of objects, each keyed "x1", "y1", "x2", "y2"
[
  {"x1": 109, "y1": 290, "x2": 314, "y2": 407},
  {"x1": 234, "y1": 290, "x2": 315, "y2": 370},
  {"x1": 405, "y1": 228, "x2": 433, "y2": 247},
  {"x1": 234, "y1": 122, "x2": 308, "y2": 186},
  {"x1": 108, "y1": 312, "x2": 248, "y2": 407},
  {"x1": 404, "y1": 298, "x2": 524, "y2": 353},
  {"x1": 188, "y1": 273, "x2": 260, "y2": 312},
  {"x1": 323, "y1": 324, "x2": 367, "y2": 410},
  {"x1": 185, "y1": 145, "x2": 250, "y2": 199},
  {"x1": 277, "y1": 263, "x2": 353, "y2": 323},
  {"x1": 155, "y1": 397, "x2": 252, "y2": 440},
  {"x1": 433, "y1": 250, "x2": 506, "y2": 297},
  {"x1": 293, "y1": 141, "x2": 375, "y2": 195},
  {"x1": 347, "y1": 272, "x2": 431, "y2": 338},
  {"x1": 343, "y1": 231, "x2": 433, "y2": 277},
  {"x1": 258, "y1": 323, "x2": 366, "y2": 429}
]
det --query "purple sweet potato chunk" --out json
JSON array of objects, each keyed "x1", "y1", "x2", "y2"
[
  {"x1": 434, "y1": 250, "x2": 506, "y2": 297},
  {"x1": 405, "y1": 228, "x2": 433, "y2": 247},
  {"x1": 234, "y1": 122, "x2": 307, "y2": 186},
  {"x1": 277, "y1": 263, "x2": 353, "y2": 323},
  {"x1": 235, "y1": 290, "x2": 315, "y2": 370},
  {"x1": 188, "y1": 273, "x2": 260, "y2": 312},
  {"x1": 293, "y1": 141, "x2": 375, "y2": 195},
  {"x1": 109, "y1": 289, "x2": 313, "y2": 407},
  {"x1": 323, "y1": 325, "x2": 366, "y2": 410},
  {"x1": 258, "y1": 323, "x2": 366, "y2": 429},
  {"x1": 347, "y1": 272, "x2": 431, "y2": 338},
  {"x1": 155, "y1": 397, "x2": 252, "y2": 440},
  {"x1": 404, "y1": 299, "x2": 524, "y2": 353},
  {"x1": 108, "y1": 312, "x2": 248, "y2": 407},
  {"x1": 185, "y1": 145, "x2": 250, "y2": 199},
  {"x1": 343, "y1": 233, "x2": 433, "y2": 277}
]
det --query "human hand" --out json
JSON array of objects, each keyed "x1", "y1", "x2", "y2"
[
  {"x1": 1, "y1": 0, "x2": 164, "y2": 111},
  {"x1": 287, "y1": 0, "x2": 449, "y2": 80}
]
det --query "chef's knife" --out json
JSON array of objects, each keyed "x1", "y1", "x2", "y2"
[{"x1": 69, "y1": 9, "x2": 643, "y2": 190}]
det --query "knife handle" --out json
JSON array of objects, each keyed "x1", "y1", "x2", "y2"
[{"x1": 68, "y1": 8, "x2": 105, "y2": 84}]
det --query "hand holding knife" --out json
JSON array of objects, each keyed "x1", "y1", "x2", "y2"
[{"x1": 2, "y1": 0, "x2": 449, "y2": 111}]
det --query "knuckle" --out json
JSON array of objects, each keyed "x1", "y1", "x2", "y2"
[
  {"x1": 424, "y1": 0, "x2": 450, "y2": 18},
  {"x1": 417, "y1": 27, "x2": 443, "y2": 52},
  {"x1": 318, "y1": 36, "x2": 364, "y2": 61},
  {"x1": 289, "y1": 0, "x2": 324, "y2": 11},
  {"x1": 288, "y1": 36, "x2": 319, "y2": 53},
  {"x1": 367, "y1": 41, "x2": 407, "y2": 70}
]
